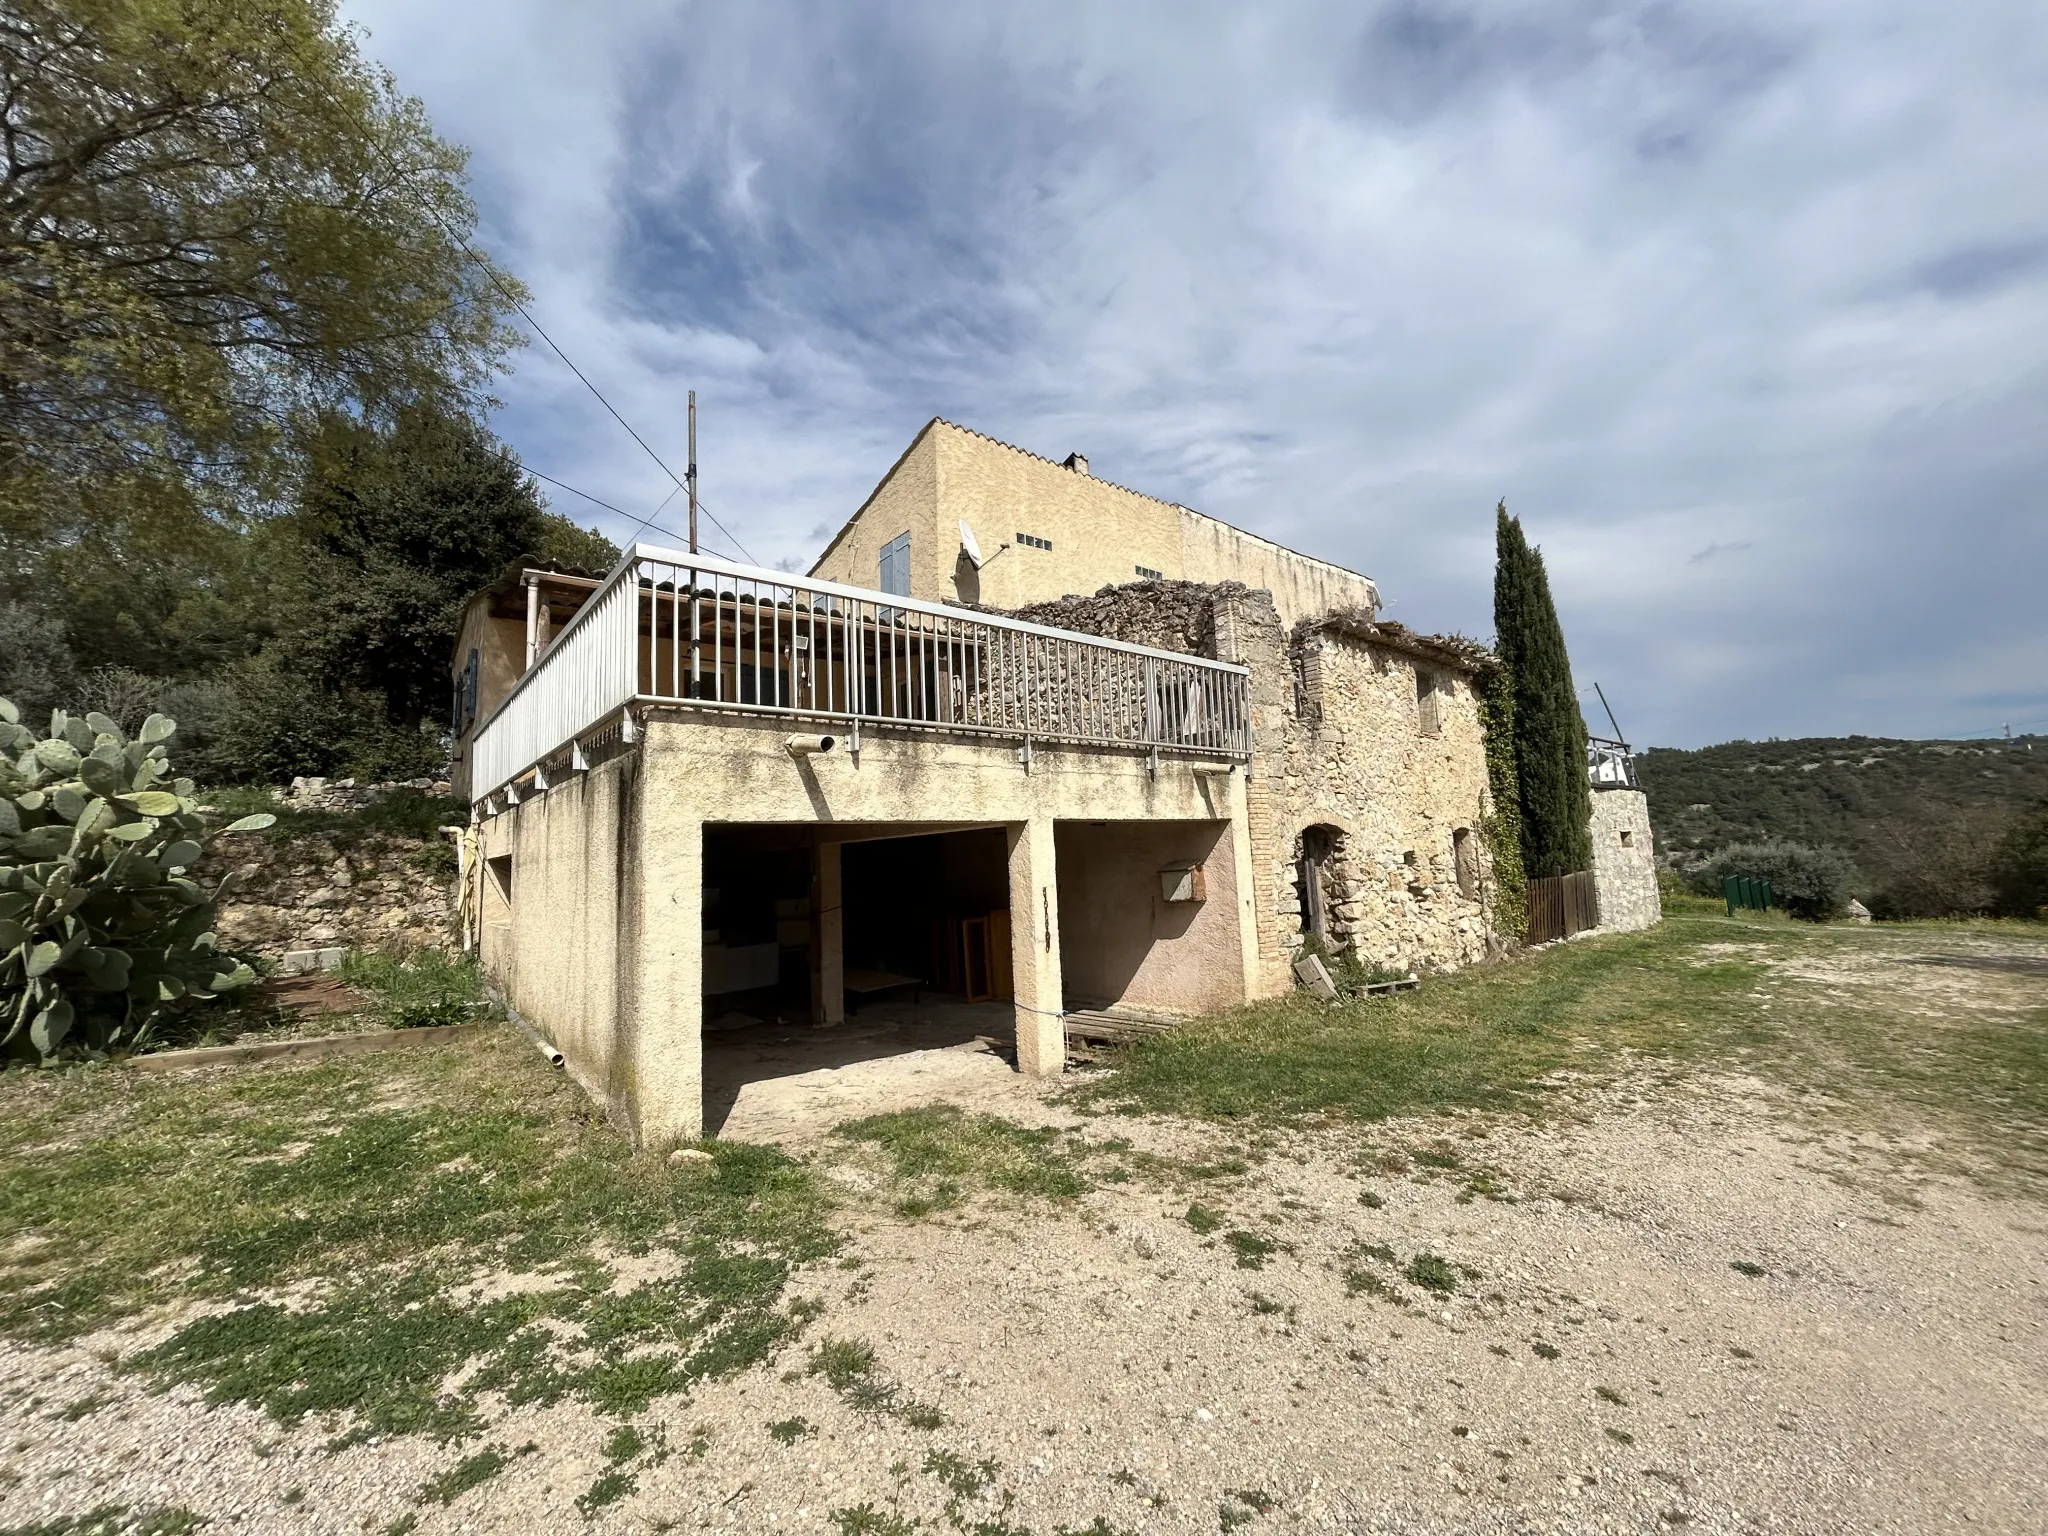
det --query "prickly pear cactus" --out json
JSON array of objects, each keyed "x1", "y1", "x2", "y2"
[{"x1": 0, "y1": 696, "x2": 276, "y2": 1061}]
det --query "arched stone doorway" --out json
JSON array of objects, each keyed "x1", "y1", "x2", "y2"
[{"x1": 1294, "y1": 822, "x2": 1353, "y2": 951}]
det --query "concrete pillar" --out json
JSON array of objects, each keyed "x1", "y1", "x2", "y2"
[
  {"x1": 814, "y1": 839, "x2": 844, "y2": 1026},
  {"x1": 630, "y1": 810, "x2": 703, "y2": 1147},
  {"x1": 1007, "y1": 816, "x2": 1064, "y2": 1076}
]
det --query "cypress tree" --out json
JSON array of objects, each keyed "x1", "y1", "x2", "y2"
[{"x1": 1493, "y1": 502, "x2": 1593, "y2": 878}]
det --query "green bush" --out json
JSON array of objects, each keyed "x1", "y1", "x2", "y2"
[
  {"x1": 0, "y1": 697, "x2": 275, "y2": 1060},
  {"x1": 1989, "y1": 800, "x2": 2048, "y2": 919},
  {"x1": 1688, "y1": 840, "x2": 1856, "y2": 922}
]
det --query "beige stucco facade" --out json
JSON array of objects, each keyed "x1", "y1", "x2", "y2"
[
  {"x1": 465, "y1": 418, "x2": 1652, "y2": 1149},
  {"x1": 478, "y1": 715, "x2": 1257, "y2": 1146},
  {"x1": 809, "y1": 420, "x2": 1380, "y2": 627}
]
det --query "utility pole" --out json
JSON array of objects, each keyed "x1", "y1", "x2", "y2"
[{"x1": 687, "y1": 390, "x2": 698, "y2": 555}]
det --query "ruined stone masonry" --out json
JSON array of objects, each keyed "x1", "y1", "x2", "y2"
[{"x1": 1015, "y1": 580, "x2": 1505, "y2": 979}]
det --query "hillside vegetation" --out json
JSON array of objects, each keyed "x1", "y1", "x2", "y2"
[{"x1": 1637, "y1": 734, "x2": 2048, "y2": 914}]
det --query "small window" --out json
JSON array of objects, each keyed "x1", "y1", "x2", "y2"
[
  {"x1": 878, "y1": 532, "x2": 911, "y2": 596},
  {"x1": 1016, "y1": 532, "x2": 1052, "y2": 550},
  {"x1": 1620, "y1": 829, "x2": 1634, "y2": 848},
  {"x1": 1135, "y1": 564, "x2": 1164, "y2": 581},
  {"x1": 485, "y1": 854, "x2": 513, "y2": 903},
  {"x1": 1416, "y1": 668, "x2": 1441, "y2": 735}
]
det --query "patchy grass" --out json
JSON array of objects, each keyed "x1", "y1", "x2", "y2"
[
  {"x1": 203, "y1": 787, "x2": 462, "y2": 849},
  {"x1": 805, "y1": 1336, "x2": 946, "y2": 1428},
  {"x1": 337, "y1": 949, "x2": 491, "y2": 1031},
  {"x1": 1071, "y1": 909, "x2": 2048, "y2": 1194},
  {"x1": 418, "y1": 1444, "x2": 526, "y2": 1506},
  {"x1": 1223, "y1": 1230, "x2": 1278, "y2": 1270},
  {"x1": 0, "y1": 1032, "x2": 836, "y2": 1442},
  {"x1": 828, "y1": 1507, "x2": 919, "y2": 1536},
  {"x1": 0, "y1": 1512, "x2": 207, "y2": 1536},
  {"x1": 832, "y1": 1106, "x2": 1093, "y2": 1216}
]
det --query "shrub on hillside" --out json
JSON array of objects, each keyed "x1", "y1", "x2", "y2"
[
  {"x1": 1687, "y1": 840, "x2": 1856, "y2": 922},
  {"x1": 1989, "y1": 801, "x2": 2048, "y2": 919},
  {"x1": 0, "y1": 698, "x2": 275, "y2": 1060}
]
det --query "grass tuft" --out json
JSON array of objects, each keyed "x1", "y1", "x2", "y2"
[
  {"x1": 833, "y1": 1106, "x2": 1091, "y2": 1215},
  {"x1": 1404, "y1": 1252, "x2": 1459, "y2": 1296}
]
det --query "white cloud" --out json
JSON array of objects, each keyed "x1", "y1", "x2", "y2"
[{"x1": 343, "y1": 0, "x2": 2048, "y2": 745}]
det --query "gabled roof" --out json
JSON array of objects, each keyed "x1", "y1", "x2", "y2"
[{"x1": 806, "y1": 417, "x2": 1376, "y2": 591}]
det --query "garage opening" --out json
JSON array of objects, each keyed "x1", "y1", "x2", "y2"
[
  {"x1": 700, "y1": 823, "x2": 1015, "y2": 1137},
  {"x1": 842, "y1": 827, "x2": 1012, "y2": 1008}
]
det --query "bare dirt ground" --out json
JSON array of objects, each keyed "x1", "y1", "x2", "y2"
[{"x1": 2, "y1": 928, "x2": 2044, "y2": 1536}]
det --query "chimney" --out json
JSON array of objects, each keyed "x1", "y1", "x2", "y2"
[{"x1": 1062, "y1": 452, "x2": 1089, "y2": 476}]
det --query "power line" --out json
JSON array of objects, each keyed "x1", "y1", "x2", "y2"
[
  {"x1": 349, "y1": 121, "x2": 762, "y2": 565},
  {"x1": 526, "y1": 467, "x2": 744, "y2": 564}
]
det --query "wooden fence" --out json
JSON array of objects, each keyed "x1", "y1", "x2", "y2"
[{"x1": 1527, "y1": 870, "x2": 1600, "y2": 944}]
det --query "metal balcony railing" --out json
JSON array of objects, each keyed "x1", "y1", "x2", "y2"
[
  {"x1": 467, "y1": 544, "x2": 1253, "y2": 803},
  {"x1": 1588, "y1": 736, "x2": 1639, "y2": 789}
]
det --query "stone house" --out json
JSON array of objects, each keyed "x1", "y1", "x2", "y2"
[{"x1": 451, "y1": 419, "x2": 1645, "y2": 1146}]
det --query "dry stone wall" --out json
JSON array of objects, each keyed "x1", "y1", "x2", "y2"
[
  {"x1": 209, "y1": 781, "x2": 461, "y2": 960},
  {"x1": 1252, "y1": 609, "x2": 1500, "y2": 978}
]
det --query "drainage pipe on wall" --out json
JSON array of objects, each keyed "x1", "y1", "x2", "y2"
[{"x1": 485, "y1": 983, "x2": 565, "y2": 1069}]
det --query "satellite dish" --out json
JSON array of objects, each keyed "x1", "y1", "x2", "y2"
[{"x1": 959, "y1": 520, "x2": 985, "y2": 568}]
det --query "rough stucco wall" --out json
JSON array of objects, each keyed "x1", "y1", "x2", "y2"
[
  {"x1": 809, "y1": 427, "x2": 940, "y2": 595},
  {"x1": 931, "y1": 423, "x2": 1182, "y2": 608},
  {"x1": 1175, "y1": 509, "x2": 1380, "y2": 629},
  {"x1": 485, "y1": 715, "x2": 1259, "y2": 1140},
  {"x1": 805, "y1": 422, "x2": 1381, "y2": 628},
  {"x1": 1590, "y1": 789, "x2": 1661, "y2": 932},
  {"x1": 1054, "y1": 820, "x2": 1243, "y2": 1016},
  {"x1": 479, "y1": 754, "x2": 637, "y2": 1125}
]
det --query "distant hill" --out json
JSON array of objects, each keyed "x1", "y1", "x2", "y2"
[{"x1": 1634, "y1": 734, "x2": 2048, "y2": 911}]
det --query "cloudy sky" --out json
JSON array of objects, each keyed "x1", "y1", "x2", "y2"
[{"x1": 344, "y1": 1, "x2": 2047, "y2": 749}]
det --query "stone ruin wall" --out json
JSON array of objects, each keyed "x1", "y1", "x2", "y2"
[
  {"x1": 1272, "y1": 622, "x2": 1498, "y2": 975},
  {"x1": 1010, "y1": 579, "x2": 1225, "y2": 659},
  {"x1": 209, "y1": 778, "x2": 461, "y2": 961},
  {"x1": 1002, "y1": 579, "x2": 1504, "y2": 984}
]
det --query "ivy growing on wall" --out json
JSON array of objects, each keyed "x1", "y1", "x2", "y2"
[{"x1": 1475, "y1": 663, "x2": 1528, "y2": 942}]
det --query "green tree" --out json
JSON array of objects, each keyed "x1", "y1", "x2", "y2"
[
  {"x1": 213, "y1": 405, "x2": 617, "y2": 780},
  {"x1": 1474, "y1": 662, "x2": 1528, "y2": 940},
  {"x1": 1989, "y1": 800, "x2": 2048, "y2": 919},
  {"x1": 0, "y1": 0, "x2": 525, "y2": 554},
  {"x1": 1493, "y1": 502, "x2": 1592, "y2": 879}
]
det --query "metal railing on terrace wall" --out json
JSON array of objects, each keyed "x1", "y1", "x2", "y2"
[
  {"x1": 467, "y1": 545, "x2": 1252, "y2": 803},
  {"x1": 1588, "y1": 737, "x2": 1639, "y2": 790}
]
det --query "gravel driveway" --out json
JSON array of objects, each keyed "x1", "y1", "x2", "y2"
[{"x1": 2, "y1": 1064, "x2": 2041, "y2": 1536}]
